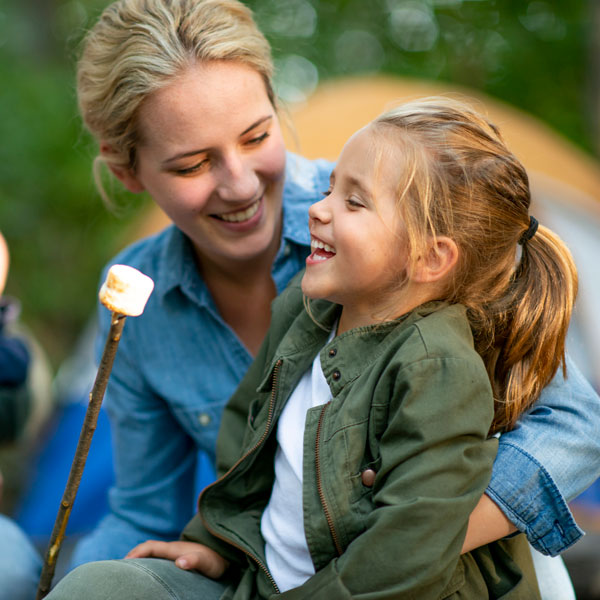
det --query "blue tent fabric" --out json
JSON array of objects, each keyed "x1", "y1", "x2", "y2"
[{"x1": 16, "y1": 403, "x2": 216, "y2": 541}]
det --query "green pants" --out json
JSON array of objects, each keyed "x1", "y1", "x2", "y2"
[{"x1": 47, "y1": 558, "x2": 228, "y2": 600}]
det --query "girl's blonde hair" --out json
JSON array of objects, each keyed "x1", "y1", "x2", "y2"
[
  {"x1": 373, "y1": 97, "x2": 577, "y2": 432},
  {"x1": 77, "y1": 0, "x2": 274, "y2": 203}
]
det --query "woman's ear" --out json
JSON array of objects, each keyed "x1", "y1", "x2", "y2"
[
  {"x1": 412, "y1": 236, "x2": 458, "y2": 283},
  {"x1": 100, "y1": 142, "x2": 145, "y2": 193}
]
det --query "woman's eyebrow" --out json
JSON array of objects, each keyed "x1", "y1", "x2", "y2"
[
  {"x1": 162, "y1": 115, "x2": 274, "y2": 165},
  {"x1": 240, "y1": 115, "x2": 273, "y2": 136}
]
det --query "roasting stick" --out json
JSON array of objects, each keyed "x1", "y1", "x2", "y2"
[{"x1": 36, "y1": 265, "x2": 154, "y2": 600}]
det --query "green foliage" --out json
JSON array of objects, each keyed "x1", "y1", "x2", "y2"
[{"x1": 0, "y1": 0, "x2": 594, "y2": 367}]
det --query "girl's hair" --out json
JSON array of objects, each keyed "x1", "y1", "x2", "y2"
[
  {"x1": 373, "y1": 97, "x2": 577, "y2": 432},
  {"x1": 77, "y1": 0, "x2": 274, "y2": 204}
]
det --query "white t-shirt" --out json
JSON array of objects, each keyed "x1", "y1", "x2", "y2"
[{"x1": 260, "y1": 338, "x2": 333, "y2": 592}]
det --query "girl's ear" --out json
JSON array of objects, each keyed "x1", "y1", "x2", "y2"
[
  {"x1": 412, "y1": 236, "x2": 458, "y2": 283},
  {"x1": 100, "y1": 142, "x2": 145, "y2": 193}
]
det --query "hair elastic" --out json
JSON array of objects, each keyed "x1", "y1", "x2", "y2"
[{"x1": 519, "y1": 216, "x2": 538, "y2": 245}]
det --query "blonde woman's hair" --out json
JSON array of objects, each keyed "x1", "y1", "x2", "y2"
[
  {"x1": 372, "y1": 97, "x2": 577, "y2": 432},
  {"x1": 77, "y1": 0, "x2": 274, "y2": 204}
]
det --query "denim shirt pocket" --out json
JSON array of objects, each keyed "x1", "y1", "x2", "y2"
[{"x1": 171, "y1": 401, "x2": 224, "y2": 455}]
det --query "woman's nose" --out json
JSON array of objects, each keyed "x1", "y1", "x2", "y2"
[{"x1": 216, "y1": 152, "x2": 259, "y2": 202}]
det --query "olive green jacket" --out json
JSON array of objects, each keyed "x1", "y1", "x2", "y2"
[{"x1": 182, "y1": 277, "x2": 540, "y2": 599}]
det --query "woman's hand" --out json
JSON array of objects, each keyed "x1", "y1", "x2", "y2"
[{"x1": 126, "y1": 540, "x2": 230, "y2": 579}]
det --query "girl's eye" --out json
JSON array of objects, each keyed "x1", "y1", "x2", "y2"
[
  {"x1": 246, "y1": 132, "x2": 269, "y2": 146},
  {"x1": 346, "y1": 197, "x2": 364, "y2": 209},
  {"x1": 322, "y1": 189, "x2": 332, "y2": 197}
]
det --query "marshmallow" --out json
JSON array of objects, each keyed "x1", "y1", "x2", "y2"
[{"x1": 99, "y1": 264, "x2": 154, "y2": 316}]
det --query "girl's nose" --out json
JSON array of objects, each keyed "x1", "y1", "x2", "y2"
[
  {"x1": 216, "y1": 152, "x2": 259, "y2": 202},
  {"x1": 308, "y1": 196, "x2": 332, "y2": 224}
]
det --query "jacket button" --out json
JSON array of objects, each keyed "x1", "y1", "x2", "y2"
[
  {"x1": 361, "y1": 469, "x2": 376, "y2": 487},
  {"x1": 332, "y1": 370, "x2": 341, "y2": 380},
  {"x1": 328, "y1": 348, "x2": 337, "y2": 357}
]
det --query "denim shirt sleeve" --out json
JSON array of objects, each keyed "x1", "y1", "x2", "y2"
[{"x1": 487, "y1": 354, "x2": 600, "y2": 555}]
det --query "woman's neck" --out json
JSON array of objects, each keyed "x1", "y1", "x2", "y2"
[{"x1": 193, "y1": 240, "x2": 280, "y2": 356}]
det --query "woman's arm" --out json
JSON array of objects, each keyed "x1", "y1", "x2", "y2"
[
  {"x1": 71, "y1": 301, "x2": 198, "y2": 567},
  {"x1": 464, "y1": 354, "x2": 598, "y2": 556}
]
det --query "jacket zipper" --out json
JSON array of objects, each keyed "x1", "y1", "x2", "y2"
[
  {"x1": 199, "y1": 359, "x2": 283, "y2": 594},
  {"x1": 315, "y1": 402, "x2": 344, "y2": 556}
]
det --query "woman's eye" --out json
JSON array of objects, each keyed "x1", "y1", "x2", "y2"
[
  {"x1": 174, "y1": 159, "x2": 208, "y2": 175},
  {"x1": 322, "y1": 189, "x2": 332, "y2": 197},
  {"x1": 247, "y1": 132, "x2": 269, "y2": 146}
]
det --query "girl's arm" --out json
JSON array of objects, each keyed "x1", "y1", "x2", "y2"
[{"x1": 463, "y1": 354, "x2": 598, "y2": 556}]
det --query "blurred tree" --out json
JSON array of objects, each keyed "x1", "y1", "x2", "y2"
[{"x1": 0, "y1": 0, "x2": 596, "y2": 368}]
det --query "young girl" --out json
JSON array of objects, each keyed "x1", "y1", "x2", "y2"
[{"x1": 48, "y1": 97, "x2": 577, "y2": 598}]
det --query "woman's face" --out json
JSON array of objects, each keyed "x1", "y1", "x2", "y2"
[{"x1": 125, "y1": 61, "x2": 287, "y2": 267}]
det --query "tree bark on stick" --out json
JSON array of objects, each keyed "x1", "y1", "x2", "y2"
[{"x1": 35, "y1": 313, "x2": 127, "y2": 600}]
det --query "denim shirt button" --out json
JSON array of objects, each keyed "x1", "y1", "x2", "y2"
[
  {"x1": 283, "y1": 244, "x2": 291, "y2": 257},
  {"x1": 198, "y1": 413, "x2": 212, "y2": 427}
]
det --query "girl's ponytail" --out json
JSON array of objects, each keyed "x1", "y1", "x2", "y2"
[
  {"x1": 373, "y1": 98, "x2": 578, "y2": 433},
  {"x1": 488, "y1": 224, "x2": 578, "y2": 431}
]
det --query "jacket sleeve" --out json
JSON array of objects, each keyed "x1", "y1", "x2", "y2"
[
  {"x1": 281, "y1": 355, "x2": 497, "y2": 600},
  {"x1": 487, "y1": 354, "x2": 598, "y2": 555}
]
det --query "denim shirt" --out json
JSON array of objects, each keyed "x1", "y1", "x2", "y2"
[{"x1": 71, "y1": 152, "x2": 600, "y2": 566}]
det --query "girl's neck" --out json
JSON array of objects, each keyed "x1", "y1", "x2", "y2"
[{"x1": 337, "y1": 285, "x2": 442, "y2": 335}]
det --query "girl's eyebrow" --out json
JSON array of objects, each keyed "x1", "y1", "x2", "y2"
[{"x1": 162, "y1": 115, "x2": 274, "y2": 165}]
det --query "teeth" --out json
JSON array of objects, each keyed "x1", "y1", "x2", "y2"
[
  {"x1": 219, "y1": 200, "x2": 260, "y2": 223},
  {"x1": 310, "y1": 238, "x2": 335, "y2": 253}
]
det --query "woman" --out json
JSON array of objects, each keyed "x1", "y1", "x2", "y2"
[{"x1": 69, "y1": 0, "x2": 596, "y2": 595}]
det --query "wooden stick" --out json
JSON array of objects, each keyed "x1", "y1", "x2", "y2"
[{"x1": 35, "y1": 313, "x2": 126, "y2": 599}]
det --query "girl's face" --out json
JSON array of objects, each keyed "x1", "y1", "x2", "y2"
[
  {"x1": 302, "y1": 125, "x2": 411, "y2": 330},
  {"x1": 124, "y1": 61, "x2": 287, "y2": 267}
]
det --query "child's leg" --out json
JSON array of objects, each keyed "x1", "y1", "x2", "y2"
[{"x1": 46, "y1": 558, "x2": 228, "y2": 600}]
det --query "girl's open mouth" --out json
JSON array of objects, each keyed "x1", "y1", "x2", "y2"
[{"x1": 308, "y1": 236, "x2": 336, "y2": 261}]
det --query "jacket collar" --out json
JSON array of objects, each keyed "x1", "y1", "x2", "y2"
[{"x1": 260, "y1": 295, "x2": 450, "y2": 396}]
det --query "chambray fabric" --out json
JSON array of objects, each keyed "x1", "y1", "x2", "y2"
[{"x1": 488, "y1": 354, "x2": 597, "y2": 555}]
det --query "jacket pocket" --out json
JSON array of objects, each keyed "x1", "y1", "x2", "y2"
[{"x1": 438, "y1": 557, "x2": 466, "y2": 599}]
